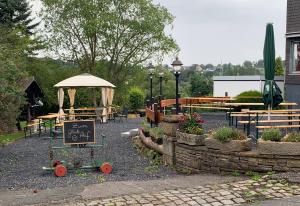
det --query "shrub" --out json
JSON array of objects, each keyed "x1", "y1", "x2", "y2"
[
  {"x1": 261, "y1": 128, "x2": 281, "y2": 142},
  {"x1": 128, "y1": 87, "x2": 145, "y2": 113},
  {"x1": 235, "y1": 90, "x2": 263, "y2": 110},
  {"x1": 283, "y1": 132, "x2": 300, "y2": 142},
  {"x1": 212, "y1": 127, "x2": 246, "y2": 143},
  {"x1": 179, "y1": 113, "x2": 204, "y2": 135}
]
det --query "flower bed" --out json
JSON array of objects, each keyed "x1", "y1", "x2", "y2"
[{"x1": 176, "y1": 113, "x2": 205, "y2": 146}]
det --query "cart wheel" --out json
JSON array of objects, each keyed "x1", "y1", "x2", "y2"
[
  {"x1": 54, "y1": 164, "x2": 67, "y2": 177},
  {"x1": 100, "y1": 162, "x2": 112, "y2": 174}
]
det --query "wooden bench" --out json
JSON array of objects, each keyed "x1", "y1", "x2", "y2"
[
  {"x1": 255, "y1": 124, "x2": 300, "y2": 139},
  {"x1": 256, "y1": 125, "x2": 300, "y2": 129},
  {"x1": 54, "y1": 123, "x2": 64, "y2": 127},
  {"x1": 239, "y1": 119, "x2": 300, "y2": 124}
]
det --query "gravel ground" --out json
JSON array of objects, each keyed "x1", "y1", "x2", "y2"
[
  {"x1": 1, "y1": 112, "x2": 297, "y2": 192},
  {"x1": 0, "y1": 118, "x2": 176, "y2": 191},
  {"x1": 201, "y1": 112, "x2": 228, "y2": 132}
]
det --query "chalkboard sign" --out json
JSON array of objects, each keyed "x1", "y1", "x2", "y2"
[{"x1": 63, "y1": 120, "x2": 95, "y2": 145}]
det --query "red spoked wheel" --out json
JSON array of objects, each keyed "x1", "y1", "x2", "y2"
[
  {"x1": 100, "y1": 162, "x2": 112, "y2": 174},
  {"x1": 54, "y1": 164, "x2": 67, "y2": 177}
]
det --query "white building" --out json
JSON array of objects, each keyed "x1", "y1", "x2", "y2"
[{"x1": 213, "y1": 76, "x2": 284, "y2": 97}]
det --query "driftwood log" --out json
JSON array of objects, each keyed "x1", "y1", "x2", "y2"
[{"x1": 139, "y1": 129, "x2": 164, "y2": 154}]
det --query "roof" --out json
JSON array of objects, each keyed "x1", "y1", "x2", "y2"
[
  {"x1": 54, "y1": 73, "x2": 116, "y2": 88},
  {"x1": 20, "y1": 76, "x2": 43, "y2": 92}
]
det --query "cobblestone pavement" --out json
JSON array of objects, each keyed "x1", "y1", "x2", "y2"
[{"x1": 59, "y1": 175, "x2": 300, "y2": 206}]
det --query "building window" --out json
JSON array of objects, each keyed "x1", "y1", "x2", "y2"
[{"x1": 290, "y1": 41, "x2": 300, "y2": 73}]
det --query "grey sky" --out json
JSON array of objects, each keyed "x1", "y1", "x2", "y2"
[
  {"x1": 154, "y1": 0, "x2": 287, "y2": 66},
  {"x1": 31, "y1": 0, "x2": 287, "y2": 66}
]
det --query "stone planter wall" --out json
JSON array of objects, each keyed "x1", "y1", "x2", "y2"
[
  {"x1": 175, "y1": 143, "x2": 300, "y2": 174},
  {"x1": 205, "y1": 138, "x2": 252, "y2": 152},
  {"x1": 257, "y1": 140, "x2": 300, "y2": 156},
  {"x1": 176, "y1": 131, "x2": 206, "y2": 146}
]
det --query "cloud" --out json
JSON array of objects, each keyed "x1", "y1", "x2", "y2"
[{"x1": 154, "y1": 0, "x2": 287, "y2": 65}]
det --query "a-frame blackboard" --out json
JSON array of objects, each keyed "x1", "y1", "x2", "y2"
[{"x1": 63, "y1": 120, "x2": 95, "y2": 145}]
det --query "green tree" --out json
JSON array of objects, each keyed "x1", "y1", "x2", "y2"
[
  {"x1": 275, "y1": 56, "x2": 284, "y2": 75},
  {"x1": 128, "y1": 87, "x2": 145, "y2": 112},
  {"x1": 243, "y1": 60, "x2": 253, "y2": 68},
  {"x1": 0, "y1": 0, "x2": 39, "y2": 34},
  {"x1": 190, "y1": 74, "x2": 213, "y2": 97},
  {"x1": 42, "y1": 0, "x2": 178, "y2": 84},
  {"x1": 0, "y1": 27, "x2": 29, "y2": 134}
]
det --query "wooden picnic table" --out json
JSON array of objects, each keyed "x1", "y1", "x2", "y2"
[
  {"x1": 231, "y1": 109, "x2": 300, "y2": 137},
  {"x1": 230, "y1": 109, "x2": 300, "y2": 114},
  {"x1": 37, "y1": 114, "x2": 66, "y2": 137}
]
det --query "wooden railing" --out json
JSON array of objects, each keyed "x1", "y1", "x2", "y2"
[{"x1": 146, "y1": 96, "x2": 232, "y2": 126}]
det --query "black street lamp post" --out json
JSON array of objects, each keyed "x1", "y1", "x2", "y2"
[
  {"x1": 159, "y1": 70, "x2": 164, "y2": 98},
  {"x1": 171, "y1": 57, "x2": 183, "y2": 114},
  {"x1": 159, "y1": 69, "x2": 164, "y2": 113},
  {"x1": 147, "y1": 62, "x2": 155, "y2": 104}
]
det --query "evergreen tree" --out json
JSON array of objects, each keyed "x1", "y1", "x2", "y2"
[{"x1": 0, "y1": 0, "x2": 39, "y2": 35}]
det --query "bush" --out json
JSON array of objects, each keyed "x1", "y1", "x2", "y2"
[
  {"x1": 283, "y1": 132, "x2": 300, "y2": 142},
  {"x1": 128, "y1": 87, "x2": 145, "y2": 113},
  {"x1": 235, "y1": 90, "x2": 263, "y2": 110},
  {"x1": 212, "y1": 127, "x2": 246, "y2": 143},
  {"x1": 261, "y1": 128, "x2": 281, "y2": 142},
  {"x1": 235, "y1": 90, "x2": 262, "y2": 103}
]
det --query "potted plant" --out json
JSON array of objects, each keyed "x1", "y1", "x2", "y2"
[
  {"x1": 205, "y1": 127, "x2": 251, "y2": 152},
  {"x1": 257, "y1": 129, "x2": 300, "y2": 155},
  {"x1": 176, "y1": 113, "x2": 206, "y2": 146}
]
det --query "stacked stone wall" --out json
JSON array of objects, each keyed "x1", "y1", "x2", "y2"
[{"x1": 175, "y1": 143, "x2": 300, "y2": 174}]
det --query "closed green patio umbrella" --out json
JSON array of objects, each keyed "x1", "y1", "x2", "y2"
[{"x1": 262, "y1": 23, "x2": 283, "y2": 113}]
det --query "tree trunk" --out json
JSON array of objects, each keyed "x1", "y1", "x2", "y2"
[{"x1": 139, "y1": 129, "x2": 164, "y2": 154}]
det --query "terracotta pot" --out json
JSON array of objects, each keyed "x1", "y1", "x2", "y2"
[
  {"x1": 176, "y1": 131, "x2": 206, "y2": 146},
  {"x1": 257, "y1": 140, "x2": 300, "y2": 155},
  {"x1": 205, "y1": 137, "x2": 252, "y2": 152}
]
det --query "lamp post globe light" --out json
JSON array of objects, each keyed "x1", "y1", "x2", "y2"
[
  {"x1": 147, "y1": 62, "x2": 155, "y2": 104},
  {"x1": 171, "y1": 57, "x2": 183, "y2": 114}
]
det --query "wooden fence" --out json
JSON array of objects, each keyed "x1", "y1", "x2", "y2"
[{"x1": 146, "y1": 96, "x2": 232, "y2": 126}]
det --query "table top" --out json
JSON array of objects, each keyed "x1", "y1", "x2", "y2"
[
  {"x1": 64, "y1": 108, "x2": 97, "y2": 111},
  {"x1": 37, "y1": 113, "x2": 66, "y2": 119},
  {"x1": 224, "y1": 102, "x2": 297, "y2": 106},
  {"x1": 232, "y1": 109, "x2": 300, "y2": 114}
]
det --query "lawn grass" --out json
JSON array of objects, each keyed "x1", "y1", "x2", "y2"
[
  {"x1": 0, "y1": 120, "x2": 54, "y2": 146},
  {"x1": 0, "y1": 131, "x2": 24, "y2": 146}
]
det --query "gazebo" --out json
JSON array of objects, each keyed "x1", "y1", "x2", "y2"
[{"x1": 54, "y1": 73, "x2": 116, "y2": 122}]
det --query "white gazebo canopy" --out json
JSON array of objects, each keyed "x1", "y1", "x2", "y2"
[
  {"x1": 54, "y1": 73, "x2": 116, "y2": 122},
  {"x1": 54, "y1": 73, "x2": 116, "y2": 88}
]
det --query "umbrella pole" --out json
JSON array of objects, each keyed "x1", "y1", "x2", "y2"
[
  {"x1": 268, "y1": 81, "x2": 273, "y2": 121},
  {"x1": 268, "y1": 105, "x2": 271, "y2": 121}
]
